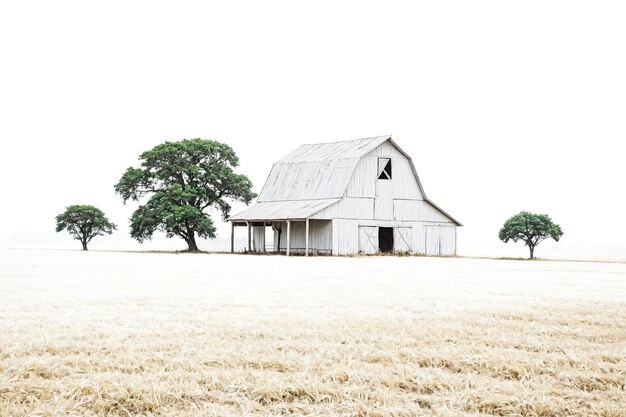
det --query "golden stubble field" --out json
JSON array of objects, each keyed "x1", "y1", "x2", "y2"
[{"x1": 0, "y1": 249, "x2": 625, "y2": 417}]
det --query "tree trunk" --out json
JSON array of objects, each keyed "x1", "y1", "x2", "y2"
[
  {"x1": 186, "y1": 233, "x2": 200, "y2": 252},
  {"x1": 82, "y1": 240, "x2": 88, "y2": 251},
  {"x1": 529, "y1": 245, "x2": 534, "y2": 259}
]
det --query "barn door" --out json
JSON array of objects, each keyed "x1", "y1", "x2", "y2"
[
  {"x1": 425, "y1": 225, "x2": 441, "y2": 256},
  {"x1": 378, "y1": 227, "x2": 394, "y2": 252},
  {"x1": 358, "y1": 226, "x2": 378, "y2": 254},
  {"x1": 394, "y1": 227, "x2": 412, "y2": 252}
]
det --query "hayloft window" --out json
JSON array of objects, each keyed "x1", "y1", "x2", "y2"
[{"x1": 377, "y1": 158, "x2": 392, "y2": 179}]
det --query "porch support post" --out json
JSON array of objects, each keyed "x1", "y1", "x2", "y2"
[
  {"x1": 230, "y1": 221, "x2": 234, "y2": 253},
  {"x1": 247, "y1": 221, "x2": 251, "y2": 253},
  {"x1": 262, "y1": 222, "x2": 267, "y2": 253},
  {"x1": 286, "y1": 220, "x2": 291, "y2": 257},
  {"x1": 305, "y1": 218, "x2": 310, "y2": 257}
]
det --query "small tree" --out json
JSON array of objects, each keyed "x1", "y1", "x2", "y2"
[
  {"x1": 114, "y1": 139, "x2": 255, "y2": 251},
  {"x1": 498, "y1": 211, "x2": 563, "y2": 259},
  {"x1": 55, "y1": 205, "x2": 117, "y2": 250}
]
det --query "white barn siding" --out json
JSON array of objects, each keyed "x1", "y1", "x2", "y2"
[
  {"x1": 368, "y1": 141, "x2": 406, "y2": 158},
  {"x1": 273, "y1": 220, "x2": 332, "y2": 253},
  {"x1": 393, "y1": 200, "x2": 455, "y2": 223},
  {"x1": 358, "y1": 226, "x2": 379, "y2": 254},
  {"x1": 310, "y1": 197, "x2": 374, "y2": 220},
  {"x1": 332, "y1": 219, "x2": 360, "y2": 255},
  {"x1": 393, "y1": 227, "x2": 412, "y2": 252},
  {"x1": 346, "y1": 155, "x2": 423, "y2": 200},
  {"x1": 391, "y1": 158, "x2": 424, "y2": 200},
  {"x1": 367, "y1": 142, "x2": 424, "y2": 199},
  {"x1": 345, "y1": 157, "x2": 376, "y2": 198},
  {"x1": 252, "y1": 227, "x2": 265, "y2": 252},
  {"x1": 412, "y1": 224, "x2": 426, "y2": 255},
  {"x1": 313, "y1": 196, "x2": 455, "y2": 225},
  {"x1": 440, "y1": 226, "x2": 456, "y2": 256},
  {"x1": 374, "y1": 180, "x2": 394, "y2": 219},
  {"x1": 424, "y1": 224, "x2": 456, "y2": 256},
  {"x1": 333, "y1": 220, "x2": 457, "y2": 255}
]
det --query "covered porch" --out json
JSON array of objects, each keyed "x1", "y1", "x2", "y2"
[{"x1": 229, "y1": 199, "x2": 337, "y2": 256}]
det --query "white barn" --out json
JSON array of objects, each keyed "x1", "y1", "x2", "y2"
[{"x1": 230, "y1": 136, "x2": 461, "y2": 256}]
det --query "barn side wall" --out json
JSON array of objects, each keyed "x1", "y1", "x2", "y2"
[
  {"x1": 312, "y1": 198, "x2": 453, "y2": 224},
  {"x1": 331, "y1": 219, "x2": 456, "y2": 256},
  {"x1": 393, "y1": 200, "x2": 454, "y2": 222},
  {"x1": 311, "y1": 197, "x2": 374, "y2": 219}
]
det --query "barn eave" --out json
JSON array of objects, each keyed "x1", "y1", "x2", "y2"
[{"x1": 229, "y1": 198, "x2": 339, "y2": 222}]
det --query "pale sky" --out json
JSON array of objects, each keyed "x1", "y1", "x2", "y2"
[{"x1": 1, "y1": 1, "x2": 625, "y2": 259}]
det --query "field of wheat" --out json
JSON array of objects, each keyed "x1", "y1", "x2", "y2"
[{"x1": 0, "y1": 248, "x2": 624, "y2": 416}]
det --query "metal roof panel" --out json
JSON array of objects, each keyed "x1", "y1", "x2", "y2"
[{"x1": 230, "y1": 199, "x2": 340, "y2": 221}]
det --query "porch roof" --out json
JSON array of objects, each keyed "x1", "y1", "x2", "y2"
[{"x1": 229, "y1": 199, "x2": 339, "y2": 222}]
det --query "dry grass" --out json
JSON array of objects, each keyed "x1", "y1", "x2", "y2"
[{"x1": 0, "y1": 249, "x2": 625, "y2": 416}]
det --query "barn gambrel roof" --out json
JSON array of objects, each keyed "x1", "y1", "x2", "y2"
[
  {"x1": 256, "y1": 135, "x2": 390, "y2": 202},
  {"x1": 231, "y1": 136, "x2": 461, "y2": 225}
]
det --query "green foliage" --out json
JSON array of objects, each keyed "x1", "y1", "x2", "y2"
[
  {"x1": 114, "y1": 139, "x2": 255, "y2": 251},
  {"x1": 55, "y1": 205, "x2": 117, "y2": 250},
  {"x1": 498, "y1": 211, "x2": 563, "y2": 259}
]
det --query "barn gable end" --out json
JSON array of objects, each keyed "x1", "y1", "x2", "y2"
[
  {"x1": 345, "y1": 141, "x2": 425, "y2": 200},
  {"x1": 311, "y1": 138, "x2": 459, "y2": 225}
]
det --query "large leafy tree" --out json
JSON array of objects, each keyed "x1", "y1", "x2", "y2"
[
  {"x1": 115, "y1": 139, "x2": 255, "y2": 251},
  {"x1": 498, "y1": 211, "x2": 563, "y2": 259},
  {"x1": 55, "y1": 205, "x2": 117, "y2": 250}
]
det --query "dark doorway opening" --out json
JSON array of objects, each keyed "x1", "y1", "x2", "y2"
[{"x1": 378, "y1": 227, "x2": 394, "y2": 252}]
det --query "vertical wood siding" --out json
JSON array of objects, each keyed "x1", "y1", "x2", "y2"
[
  {"x1": 358, "y1": 226, "x2": 378, "y2": 254},
  {"x1": 311, "y1": 195, "x2": 454, "y2": 224},
  {"x1": 412, "y1": 224, "x2": 426, "y2": 255},
  {"x1": 332, "y1": 219, "x2": 360, "y2": 255},
  {"x1": 439, "y1": 225, "x2": 456, "y2": 256},
  {"x1": 346, "y1": 155, "x2": 424, "y2": 200},
  {"x1": 252, "y1": 227, "x2": 265, "y2": 252},
  {"x1": 424, "y1": 224, "x2": 456, "y2": 256},
  {"x1": 367, "y1": 141, "x2": 406, "y2": 158},
  {"x1": 375, "y1": 180, "x2": 394, "y2": 219},
  {"x1": 391, "y1": 158, "x2": 423, "y2": 199},
  {"x1": 367, "y1": 143, "x2": 424, "y2": 199},
  {"x1": 333, "y1": 220, "x2": 456, "y2": 255},
  {"x1": 345, "y1": 157, "x2": 376, "y2": 198},
  {"x1": 393, "y1": 227, "x2": 412, "y2": 252},
  {"x1": 393, "y1": 200, "x2": 455, "y2": 223},
  {"x1": 273, "y1": 220, "x2": 332, "y2": 253},
  {"x1": 311, "y1": 197, "x2": 374, "y2": 219}
]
